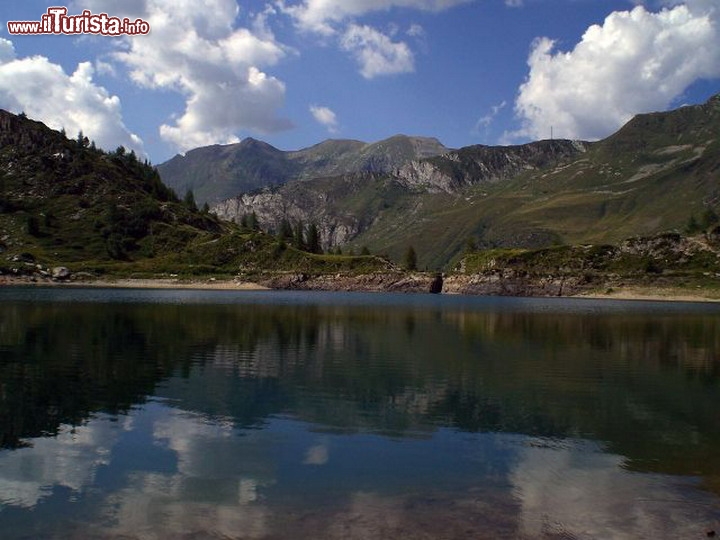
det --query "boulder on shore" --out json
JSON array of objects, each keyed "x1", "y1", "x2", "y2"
[{"x1": 52, "y1": 266, "x2": 71, "y2": 280}]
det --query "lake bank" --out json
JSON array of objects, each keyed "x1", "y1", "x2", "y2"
[
  {"x1": 3, "y1": 272, "x2": 720, "y2": 303},
  {"x1": 576, "y1": 286, "x2": 720, "y2": 303},
  {"x1": 0, "y1": 274, "x2": 269, "y2": 291}
]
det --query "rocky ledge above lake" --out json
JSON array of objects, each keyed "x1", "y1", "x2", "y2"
[{"x1": 257, "y1": 271, "x2": 444, "y2": 294}]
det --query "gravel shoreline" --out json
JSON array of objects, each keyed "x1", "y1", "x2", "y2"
[
  {"x1": 3, "y1": 274, "x2": 720, "y2": 303},
  {"x1": 0, "y1": 276, "x2": 269, "y2": 290}
]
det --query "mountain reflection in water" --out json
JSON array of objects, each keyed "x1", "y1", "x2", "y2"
[{"x1": 0, "y1": 289, "x2": 719, "y2": 538}]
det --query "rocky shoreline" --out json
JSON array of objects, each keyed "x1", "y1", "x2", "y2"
[
  {"x1": 3, "y1": 267, "x2": 720, "y2": 303},
  {"x1": 257, "y1": 271, "x2": 444, "y2": 294},
  {"x1": 257, "y1": 271, "x2": 591, "y2": 297}
]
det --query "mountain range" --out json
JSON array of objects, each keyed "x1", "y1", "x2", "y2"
[
  {"x1": 157, "y1": 134, "x2": 448, "y2": 205},
  {"x1": 157, "y1": 94, "x2": 720, "y2": 269}
]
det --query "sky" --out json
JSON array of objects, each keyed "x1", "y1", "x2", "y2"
[{"x1": 1, "y1": 0, "x2": 720, "y2": 164}]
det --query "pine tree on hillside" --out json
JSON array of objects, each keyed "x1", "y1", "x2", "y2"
[
  {"x1": 294, "y1": 220, "x2": 305, "y2": 250},
  {"x1": 248, "y1": 211, "x2": 259, "y2": 231},
  {"x1": 307, "y1": 222, "x2": 321, "y2": 254},
  {"x1": 404, "y1": 246, "x2": 417, "y2": 271},
  {"x1": 278, "y1": 218, "x2": 293, "y2": 241},
  {"x1": 184, "y1": 189, "x2": 197, "y2": 212}
]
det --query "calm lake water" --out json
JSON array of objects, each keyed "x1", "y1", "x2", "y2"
[{"x1": 1, "y1": 288, "x2": 720, "y2": 539}]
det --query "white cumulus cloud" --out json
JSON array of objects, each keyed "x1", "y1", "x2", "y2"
[
  {"x1": 341, "y1": 24, "x2": 415, "y2": 78},
  {"x1": 83, "y1": 0, "x2": 293, "y2": 152},
  {"x1": 0, "y1": 39, "x2": 144, "y2": 155},
  {"x1": 310, "y1": 104, "x2": 339, "y2": 133},
  {"x1": 0, "y1": 39, "x2": 15, "y2": 63},
  {"x1": 511, "y1": 2, "x2": 720, "y2": 141},
  {"x1": 279, "y1": 0, "x2": 465, "y2": 78},
  {"x1": 279, "y1": 0, "x2": 473, "y2": 35}
]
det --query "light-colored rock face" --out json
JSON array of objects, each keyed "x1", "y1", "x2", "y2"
[
  {"x1": 394, "y1": 160, "x2": 454, "y2": 193},
  {"x1": 212, "y1": 189, "x2": 362, "y2": 250},
  {"x1": 396, "y1": 140, "x2": 590, "y2": 194}
]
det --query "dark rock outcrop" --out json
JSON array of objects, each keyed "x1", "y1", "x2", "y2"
[
  {"x1": 443, "y1": 273, "x2": 589, "y2": 297},
  {"x1": 259, "y1": 272, "x2": 441, "y2": 294}
]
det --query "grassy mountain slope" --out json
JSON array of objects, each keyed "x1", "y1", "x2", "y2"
[
  {"x1": 0, "y1": 110, "x2": 217, "y2": 265},
  {"x1": 477, "y1": 94, "x2": 720, "y2": 246},
  {"x1": 0, "y1": 110, "x2": 391, "y2": 278},
  {"x1": 158, "y1": 135, "x2": 449, "y2": 205}
]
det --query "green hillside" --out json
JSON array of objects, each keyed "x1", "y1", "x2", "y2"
[
  {"x1": 0, "y1": 110, "x2": 391, "y2": 279},
  {"x1": 289, "y1": 95, "x2": 720, "y2": 269}
]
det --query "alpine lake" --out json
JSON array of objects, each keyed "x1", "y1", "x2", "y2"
[{"x1": 1, "y1": 287, "x2": 720, "y2": 539}]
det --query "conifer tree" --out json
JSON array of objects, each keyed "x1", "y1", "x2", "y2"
[
  {"x1": 404, "y1": 245, "x2": 417, "y2": 271},
  {"x1": 183, "y1": 189, "x2": 198, "y2": 212},
  {"x1": 278, "y1": 218, "x2": 293, "y2": 240},
  {"x1": 307, "y1": 222, "x2": 321, "y2": 254},
  {"x1": 293, "y1": 220, "x2": 305, "y2": 250}
]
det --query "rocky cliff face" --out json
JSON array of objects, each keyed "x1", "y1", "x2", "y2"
[
  {"x1": 212, "y1": 171, "x2": 390, "y2": 249},
  {"x1": 395, "y1": 140, "x2": 589, "y2": 193},
  {"x1": 213, "y1": 187, "x2": 362, "y2": 248}
]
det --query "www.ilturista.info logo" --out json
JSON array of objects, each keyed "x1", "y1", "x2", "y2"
[{"x1": 7, "y1": 7, "x2": 150, "y2": 36}]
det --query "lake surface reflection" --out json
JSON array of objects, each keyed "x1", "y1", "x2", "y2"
[{"x1": 1, "y1": 288, "x2": 720, "y2": 538}]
